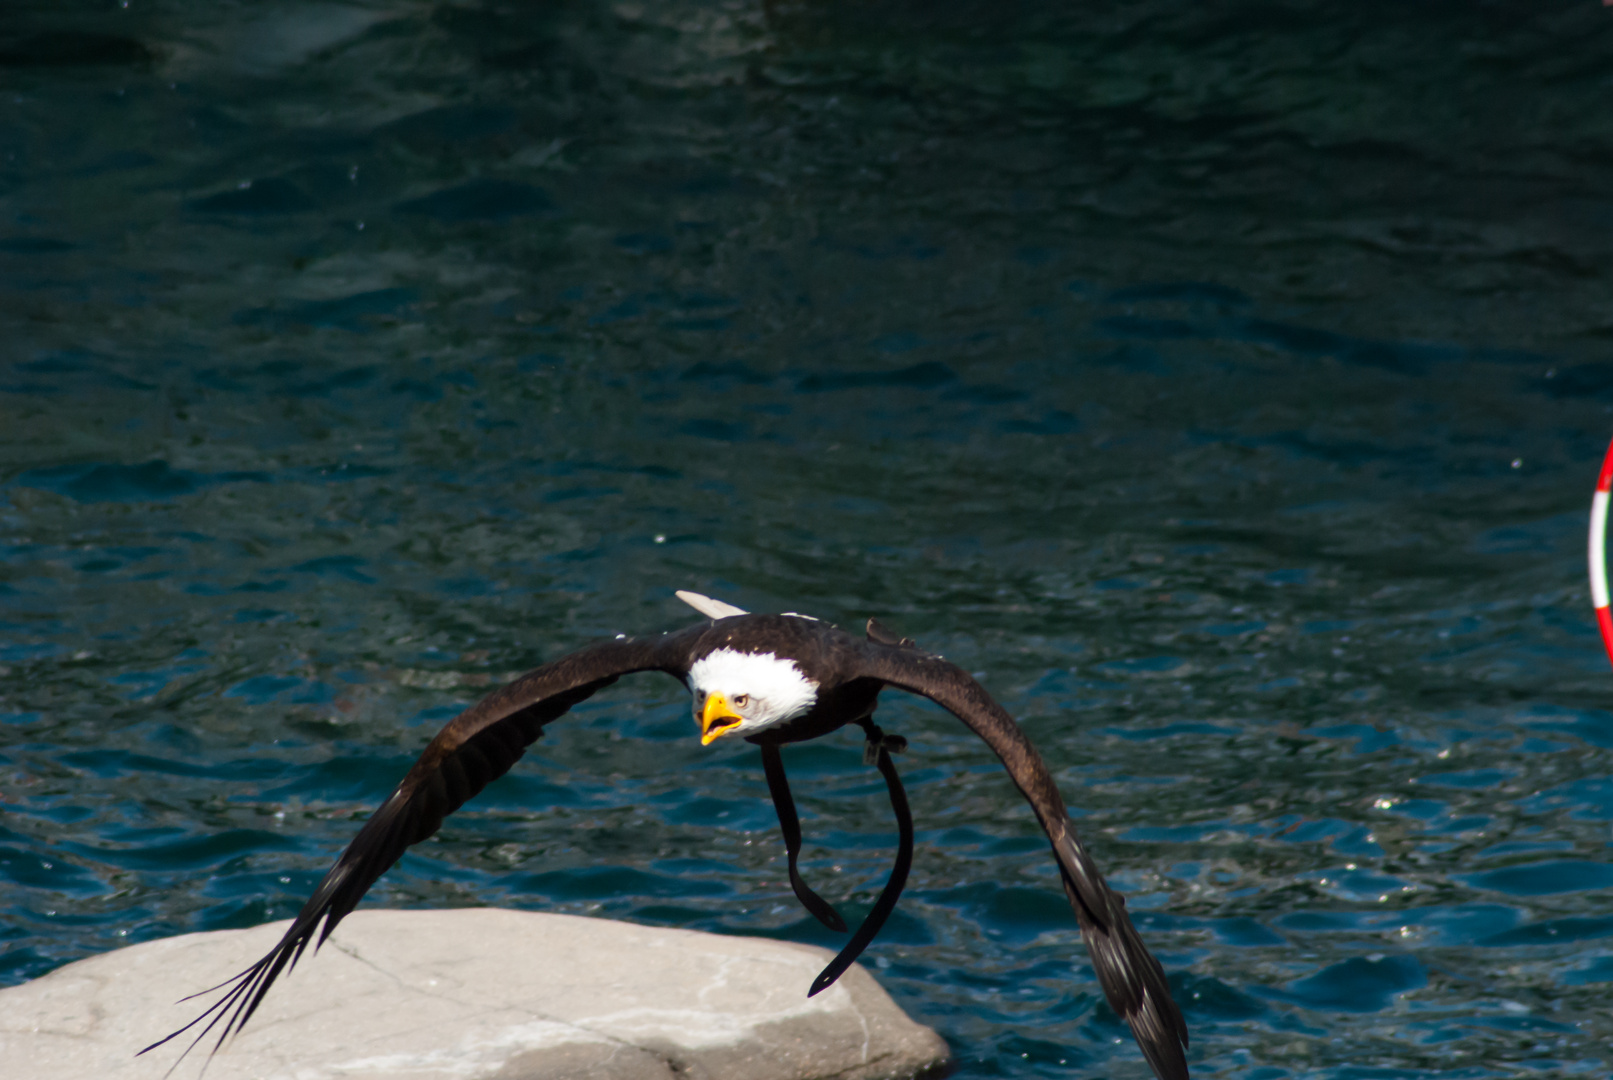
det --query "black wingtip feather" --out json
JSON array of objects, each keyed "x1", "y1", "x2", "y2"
[
  {"x1": 1068, "y1": 874, "x2": 1189, "y2": 1080},
  {"x1": 854, "y1": 647, "x2": 1189, "y2": 1080},
  {"x1": 143, "y1": 792, "x2": 452, "y2": 1070},
  {"x1": 141, "y1": 653, "x2": 663, "y2": 1069}
]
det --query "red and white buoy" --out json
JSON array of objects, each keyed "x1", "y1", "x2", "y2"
[{"x1": 1591, "y1": 437, "x2": 1613, "y2": 670}]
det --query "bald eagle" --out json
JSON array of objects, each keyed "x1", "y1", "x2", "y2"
[{"x1": 145, "y1": 593, "x2": 1189, "y2": 1080}]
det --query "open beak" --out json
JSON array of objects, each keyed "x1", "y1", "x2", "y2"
[{"x1": 700, "y1": 693, "x2": 744, "y2": 746}]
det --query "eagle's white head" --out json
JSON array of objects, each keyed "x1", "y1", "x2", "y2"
[{"x1": 688, "y1": 647, "x2": 819, "y2": 745}]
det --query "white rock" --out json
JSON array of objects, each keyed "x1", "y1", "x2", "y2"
[{"x1": 0, "y1": 908, "x2": 950, "y2": 1080}]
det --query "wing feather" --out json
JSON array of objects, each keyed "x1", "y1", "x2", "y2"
[
  {"x1": 855, "y1": 643, "x2": 1190, "y2": 1080},
  {"x1": 674, "y1": 590, "x2": 748, "y2": 620},
  {"x1": 142, "y1": 630, "x2": 698, "y2": 1065}
]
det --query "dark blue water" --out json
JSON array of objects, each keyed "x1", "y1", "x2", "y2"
[{"x1": 4, "y1": 2, "x2": 1613, "y2": 1076}]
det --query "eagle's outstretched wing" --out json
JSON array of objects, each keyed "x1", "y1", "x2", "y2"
[
  {"x1": 855, "y1": 642, "x2": 1190, "y2": 1080},
  {"x1": 140, "y1": 629, "x2": 701, "y2": 1065}
]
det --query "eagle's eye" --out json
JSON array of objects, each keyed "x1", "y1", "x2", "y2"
[{"x1": 732, "y1": 693, "x2": 750, "y2": 708}]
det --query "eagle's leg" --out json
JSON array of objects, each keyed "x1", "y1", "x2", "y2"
[
  {"x1": 807, "y1": 719, "x2": 914, "y2": 996},
  {"x1": 760, "y1": 742, "x2": 848, "y2": 933}
]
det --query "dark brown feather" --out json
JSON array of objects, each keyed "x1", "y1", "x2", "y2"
[
  {"x1": 140, "y1": 630, "x2": 700, "y2": 1066},
  {"x1": 855, "y1": 641, "x2": 1190, "y2": 1080}
]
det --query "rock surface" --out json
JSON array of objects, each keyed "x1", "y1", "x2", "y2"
[{"x1": 0, "y1": 908, "x2": 952, "y2": 1080}]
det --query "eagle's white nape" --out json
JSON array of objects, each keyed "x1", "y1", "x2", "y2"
[
  {"x1": 688, "y1": 648, "x2": 819, "y2": 731},
  {"x1": 675, "y1": 590, "x2": 748, "y2": 620}
]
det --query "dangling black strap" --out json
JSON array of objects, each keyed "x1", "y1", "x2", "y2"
[
  {"x1": 760, "y1": 742, "x2": 848, "y2": 933},
  {"x1": 808, "y1": 720, "x2": 913, "y2": 996}
]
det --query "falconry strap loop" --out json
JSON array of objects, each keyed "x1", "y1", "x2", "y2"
[
  {"x1": 760, "y1": 742, "x2": 847, "y2": 934},
  {"x1": 860, "y1": 719, "x2": 908, "y2": 766},
  {"x1": 809, "y1": 718, "x2": 915, "y2": 997}
]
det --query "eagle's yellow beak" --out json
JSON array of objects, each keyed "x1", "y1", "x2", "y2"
[{"x1": 700, "y1": 693, "x2": 744, "y2": 745}]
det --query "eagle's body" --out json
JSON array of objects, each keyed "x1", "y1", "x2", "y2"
[{"x1": 147, "y1": 596, "x2": 1190, "y2": 1080}]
